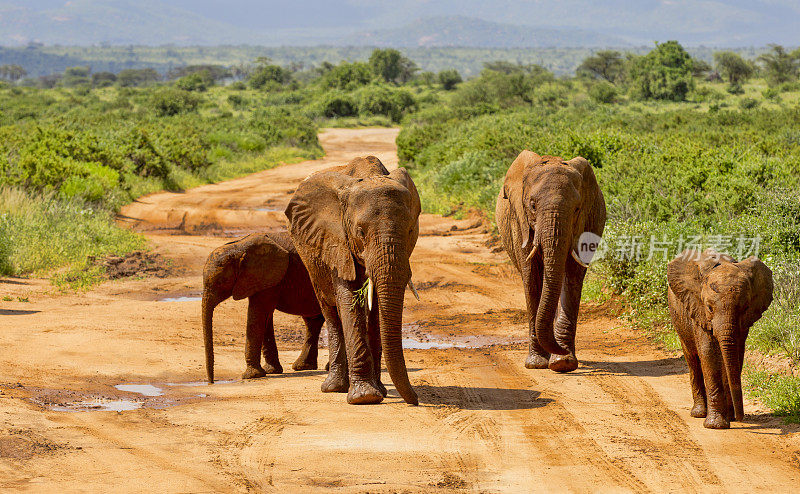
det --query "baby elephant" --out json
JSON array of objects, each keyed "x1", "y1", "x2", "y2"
[
  {"x1": 667, "y1": 248, "x2": 772, "y2": 429},
  {"x1": 202, "y1": 231, "x2": 325, "y2": 383}
]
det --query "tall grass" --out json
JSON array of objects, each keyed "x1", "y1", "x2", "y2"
[{"x1": 0, "y1": 187, "x2": 144, "y2": 276}]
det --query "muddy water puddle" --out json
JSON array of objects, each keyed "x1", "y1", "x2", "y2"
[
  {"x1": 157, "y1": 291, "x2": 202, "y2": 302},
  {"x1": 402, "y1": 323, "x2": 523, "y2": 349},
  {"x1": 26, "y1": 379, "x2": 238, "y2": 413}
]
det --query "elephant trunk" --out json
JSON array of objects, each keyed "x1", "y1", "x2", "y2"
[
  {"x1": 373, "y1": 240, "x2": 418, "y2": 405},
  {"x1": 202, "y1": 291, "x2": 216, "y2": 383},
  {"x1": 719, "y1": 329, "x2": 744, "y2": 421},
  {"x1": 534, "y1": 209, "x2": 570, "y2": 356}
]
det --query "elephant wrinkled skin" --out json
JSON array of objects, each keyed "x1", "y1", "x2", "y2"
[
  {"x1": 285, "y1": 156, "x2": 421, "y2": 405},
  {"x1": 496, "y1": 152, "x2": 606, "y2": 373},
  {"x1": 667, "y1": 248, "x2": 773, "y2": 429},
  {"x1": 202, "y1": 231, "x2": 325, "y2": 383}
]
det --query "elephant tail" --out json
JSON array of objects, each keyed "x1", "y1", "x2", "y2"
[{"x1": 202, "y1": 291, "x2": 217, "y2": 383}]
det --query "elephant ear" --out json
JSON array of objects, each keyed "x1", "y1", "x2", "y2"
[
  {"x1": 565, "y1": 157, "x2": 602, "y2": 225},
  {"x1": 503, "y1": 151, "x2": 540, "y2": 249},
  {"x1": 667, "y1": 250, "x2": 705, "y2": 328},
  {"x1": 389, "y1": 167, "x2": 421, "y2": 252},
  {"x1": 388, "y1": 167, "x2": 421, "y2": 218},
  {"x1": 738, "y1": 257, "x2": 774, "y2": 329},
  {"x1": 285, "y1": 171, "x2": 357, "y2": 281},
  {"x1": 231, "y1": 237, "x2": 289, "y2": 301}
]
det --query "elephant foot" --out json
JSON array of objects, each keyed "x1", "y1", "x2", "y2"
[
  {"x1": 703, "y1": 411, "x2": 730, "y2": 430},
  {"x1": 292, "y1": 358, "x2": 318, "y2": 371},
  {"x1": 347, "y1": 380, "x2": 384, "y2": 405},
  {"x1": 525, "y1": 353, "x2": 550, "y2": 369},
  {"x1": 263, "y1": 362, "x2": 283, "y2": 374},
  {"x1": 321, "y1": 372, "x2": 349, "y2": 393},
  {"x1": 549, "y1": 353, "x2": 579, "y2": 373},
  {"x1": 376, "y1": 380, "x2": 387, "y2": 397},
  {"x1": 690, "y1": 402, "x2": 707, "y2": 418},
  {"x1": 242, "y1": 365, "x2": 267, "y2": 380}
]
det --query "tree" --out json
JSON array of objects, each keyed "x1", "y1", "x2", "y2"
[
  {"x1": 249, "y1": 64, "x2": 292, "y2": 89},
  {"x1": 758, "y1": 44, "x2": 799, "y2": 86},
  {"x1": 61, "y1": 66, "x2": 91, "y2": 87},
  {"x1": 437, "y1": 69, "x2": 462, "y2": 90},
  {"x1": 628, "y1": 41, "x2": 694, "y2": 101},
  {"x1": 321, "y1": 61, "x2": 373, "y2": 90},
  {"x1": 576, "y1": 50, "x2": 624, "y2": 83},
  {"x1": 0, "y1": 64, "x2": 26, "y2": 82},
  {"x1": 92, "y1": 71, "x2": 117, "y2": 87},
  {"x1": 368, "y1": 48, "x2": 417, "y2": 84},
  {"x1": 714, "y1": 51, "x2": 754, "y2": 85},
  {"x1": 117, "y1": 68, "x2": 160, "y2": 87}
]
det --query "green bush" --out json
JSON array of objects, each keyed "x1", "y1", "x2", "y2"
[
  {"x1": 588, "y1": 81, "x2": 618, "y2": 104},
  {"x1": 149, "y1": 88, "x2": 200, "y2": 116}
]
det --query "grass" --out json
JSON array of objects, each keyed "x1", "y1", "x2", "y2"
[
  {"x1": 0, "y1": 143, "x2": 315, "y2": 290},
  {"x1": 0, "y1": 187, "x2": 144, "y2": 278},
  {"x1": 744, "y1": 367, "x2": 800, "y2": 423}
]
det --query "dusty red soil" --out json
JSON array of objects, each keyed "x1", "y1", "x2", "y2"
[{"x1": 0, "y1": 128, "x2": 798, "y2": 492}]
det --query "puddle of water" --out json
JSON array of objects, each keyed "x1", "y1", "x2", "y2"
[
  {"x1": 402, "y1": 338, "x2": 456, "y2": 350},
  {"x1": 164, "y1": 380, "x2": 235, "y2": 387},
  {"x1": 52, "y1": 399, "x2": 142, "y2": 412},
  {"x1": 254, "y1": 207, "x2": 283, "y2": 212},
  {"x1": 158, "y1": 296, "x2": 202, "y2": 302},
  {"x1": 402, "y1": 323, "x2": 523, "y2": 350},
  {"x1": 115, "y1": 384, "x2": 164, "y2": 396}
]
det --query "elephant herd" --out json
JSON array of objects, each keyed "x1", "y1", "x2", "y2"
[{"x1": 201, "y1": 152, "x2": 773, "y2": 430}]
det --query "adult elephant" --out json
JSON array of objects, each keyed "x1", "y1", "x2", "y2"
[
  {"x1": 285, "y1": 156, "x2": 421, "y2": 405},
  {"x1": 496, "y1": 151, "x2": 606, "y2": 372}
]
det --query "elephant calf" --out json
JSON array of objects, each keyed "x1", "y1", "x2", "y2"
[
  {"x1": 667, "y1": 248, "x2": 773, "y2": 429},
  {"x1": 202, "y1": 231, "x2": 325, "y2": 383}
]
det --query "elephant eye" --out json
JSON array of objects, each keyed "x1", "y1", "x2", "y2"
[{"x1": 356, "y1": 226, "x2": 365, "y2": 239}]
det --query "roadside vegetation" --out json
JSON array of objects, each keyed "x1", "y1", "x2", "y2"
[
  {"x1": 396, "y1": 42, "x2": 800, "y2": 422},
  {"x1": 1, "y1": 43, "x2": 798, "y2": 420}
]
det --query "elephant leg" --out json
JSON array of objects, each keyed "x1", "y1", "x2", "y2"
[
  {"x1": 320, "y1": 304, "x2": 349, "y2": 393},
  {"x1": 293, "y1": 314, "x2": 324, "y2": 371},
  {"x1": 243, "y1": 292, "x2": 271, "y2": 379},
  {"x1": 524, "y1": 259, "x2": 549, "y2": 369},
  {"x1": 334, "y1": 277, "x2": 383, "y2": 405},
  {"x1": 367, "y1": 304, "x2": 386, "y2": 397},
  {"x1": 261, "y1": 310, "x2": 283, "y2": 374},
  {"x1": 682, "y1": 345, "x2": 707, "y2": 418},
  {"x1": 696, "y1": 331, "x2": 729, "y2": 429},
  {"x1": 548, "y1": 260, "x2": 586, "y2": 373}
]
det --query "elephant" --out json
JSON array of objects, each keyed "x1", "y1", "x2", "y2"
[
  {"x1": 202, "y1": 231, "x2": 325, "y2": 383},
  {"x1": 496, "y1": 151, "x2": 606, "y2": 373},
  {"x1": 285, "y1": 156, "x2": 421, "y2": 405},
  {"x1": 667, "y1": 248, "x2": 773, "y2": 429}
]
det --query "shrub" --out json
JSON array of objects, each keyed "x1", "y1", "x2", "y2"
[
  {"x1": 588, "y1": 81, "x2": 618, "y2": 103},
  {"x1": 438, "y1": 69, "x2": 462, "y2": 90},
  {"x1": 149, "y1": 88, "x2": 200, "y2": 116}
]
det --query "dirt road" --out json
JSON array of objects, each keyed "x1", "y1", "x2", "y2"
[{"x1": 1, "y1": 128, "x2": 798, "y2": 492}]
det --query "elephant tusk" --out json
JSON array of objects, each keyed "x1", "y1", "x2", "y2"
[
  {"x1": 408, "y1": 280, "x2": 420, "y2": 301},
  {"x1": 526, "y1": 244, "x2": 539, "y2": 263},
  {"x1": 367, "y1": 278, "x2": 374, "y2": 311},
  {"x1": 571, "y1": 249, "x2": 590, "y2": 269}
]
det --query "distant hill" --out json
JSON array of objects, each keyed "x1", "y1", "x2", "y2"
[
  {"x1": 339, "y1": 16, "x2": 628, "y2": 48},
  {"x1": 0, "y1": 0, "x2": 798, "y2": 47}
]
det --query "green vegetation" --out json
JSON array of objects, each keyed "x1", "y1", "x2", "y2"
[
  {"x1": 2, "y1": 41, "x2": 799, "y2": 419},
  {"x1": 396, "y1": 41, "x2": 800, "y2": 421}
]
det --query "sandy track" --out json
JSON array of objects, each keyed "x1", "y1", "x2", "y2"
[{"x1": 1, "y1": 128, "x2": 798, "y2": 492}]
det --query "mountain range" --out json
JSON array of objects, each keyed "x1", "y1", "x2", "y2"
[{"x1": 0, "y1": 0, "x2": 797, "y2": 47}]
